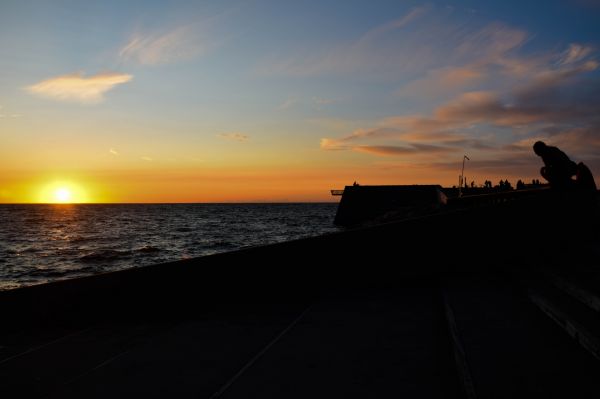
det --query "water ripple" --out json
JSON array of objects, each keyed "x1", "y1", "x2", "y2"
[{"x1": 0, "y1": 203, "x2": 339, "y2": 289}]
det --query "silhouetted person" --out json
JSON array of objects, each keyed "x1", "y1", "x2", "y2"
[
  {"x1": 575, "y1": 162, "x2": 597, "y2": 191},
  {"x1": 533, "y1": 141, "x2": 577, "y2": 189}
]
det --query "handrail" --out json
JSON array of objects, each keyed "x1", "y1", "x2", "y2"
[{"x1": 447, "y1": 187, "x2": 553, "y2": 209}]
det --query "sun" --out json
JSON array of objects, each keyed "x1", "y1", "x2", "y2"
[
  {"x1": 54, "y1": 188, "x2": 72, "y2": 203},
  {"x1": 38, "y1": 181, "x2": 89, "y2": 203}
]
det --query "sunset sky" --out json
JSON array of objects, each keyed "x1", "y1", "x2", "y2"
[{"x1": 1, "y1": 0, "x2": 599, "y2": 202}]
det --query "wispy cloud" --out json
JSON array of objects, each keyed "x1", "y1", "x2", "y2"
[
  {"x1": 355, "y1": 144, "x2": 456, "y2": 156},
  {"x1": 396, "y1": 66, "x2": 484, "y2": 98},
  {"x1": 141, "y1": 156, "x2": 153, "y2": 161},
  {"x1": 277, "y1": 96, "x2": 336, "y2": 111},
  {"x1": 217, "y1": 132, "x2": 249, "y2": 142},
  {"x1": 558, "y1": 43, "x2": 594, "y2": 65},
  {"x1": 277, "y1": 98, "x2": 297, "y2": 110},
  {"x1": 354, "y1": 6, "x2": 428, "y2": 46},
  {"x1": 257, "y1": 6, "x2": 430, "y2": 77},
  {"x1": 120, "y1": 24, "x2": 213, "y2": 65},
  {"x1": 26, "y1": 72, "x2": 132, "y2": 104},
  {"x1": 321, "y1": 42, "x2": 600, "y2": 167},
  {"x1": 396, "y1": 22, "x2": 532, "y2": 99},
  {"x1": 258, "y1": 7, "x2": 531, "y2": 83},
  {"x1": 454, "y1": 22, "x2": 528, "y2": 64},
  {"x1": 109, "y1": 148, "x2": 119, "y2": 156},
  {"x1": 320, "y1": 138, "x2": 349, "y2": 151},
  {"x1": 0, "y1": 105, "x2": 22, "y2": 119},
  {"x1": 312, "y1": 97, "x2": 335, "y2": 109}
]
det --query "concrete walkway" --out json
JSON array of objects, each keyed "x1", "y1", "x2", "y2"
[
  {"x1": 2, "y1": 282, "x2": 462, "y2": 399},
  {"x1": 3, "y1": 274, "x2": 600, "y2": 398}
]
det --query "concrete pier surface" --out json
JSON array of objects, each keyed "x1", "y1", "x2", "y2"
[{"x1": 1, "y1": 190, "x2": 600, "y2": 398}]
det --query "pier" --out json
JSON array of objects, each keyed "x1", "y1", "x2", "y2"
[{"x1": 1, "y1": 189, "x2": 599, "y2": 398}]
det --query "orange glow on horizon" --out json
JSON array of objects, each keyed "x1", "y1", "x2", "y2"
[
  {"x1": 37, "y1": 181, "x2": 90, "y2": 203},
  {"x1": 0, "y1": 164, "x2": 543, "y2": 204}
]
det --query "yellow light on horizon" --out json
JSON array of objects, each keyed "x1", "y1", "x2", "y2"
[
  {"x1": 38, "y1": 181, "x2": 89, "y2": 203},
  {"x1": 54, "y1": 188, "x2": 72, "y2": 203}
]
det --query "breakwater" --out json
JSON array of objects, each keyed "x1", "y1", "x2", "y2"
[
  {"x1": 1, "y1": 189, "x2": 599, "y2": 398},
  {"x1": 2, "y1": 189, "x2": 595, "y2": 328}
]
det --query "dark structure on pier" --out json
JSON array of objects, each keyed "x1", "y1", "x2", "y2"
[
  {"x1": 1, "y1": 188, "x2": 599, "y2": 398},
  {"x1": 333, "y1": 185, "x2": 447, "y2": 226}
]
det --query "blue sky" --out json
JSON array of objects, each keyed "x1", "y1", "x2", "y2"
[{"x1": 1, "y1": 0, "x2": 599, "y2": 201}]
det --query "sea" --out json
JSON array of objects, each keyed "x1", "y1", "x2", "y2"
[{"x1": 0, "y1": 203, "x2": 340, "y2": 290}]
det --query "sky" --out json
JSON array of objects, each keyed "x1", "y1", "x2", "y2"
[{"x1": 1, "y1": 0, "x2": 599, "y2": 202}]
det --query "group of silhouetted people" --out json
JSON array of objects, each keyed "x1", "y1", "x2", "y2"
[{"x1": 467, "y1": 142, "x2": 596, "y2": 194}]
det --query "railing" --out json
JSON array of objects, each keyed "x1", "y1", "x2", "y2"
[{"x1": 447, "y1": 187, "x2": 552, "y2": 209}]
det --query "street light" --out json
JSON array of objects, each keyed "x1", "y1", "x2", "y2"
[{"x1": 459, "y1": 155, "x2": 470, "y2": 197}]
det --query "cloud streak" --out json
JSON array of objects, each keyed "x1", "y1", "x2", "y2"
[
  {"x1": 27, "y1": 72, "x2": 132, "y2": 104},
  {"x1": 120, "y1": 25, "x2": 212, "y2": 65},
  {"x1": 217, "y1": 133, "x2": 249, "y2": 142},
  {"x1": 258, "y1": 7, "x2": 532, "y2": 84},
  {"x1": 355, "y1": 144, "x2": 456, "y2": 156},
  {"x1": 320, "y1": 40, "x2": 600, "y2": 173},
  {"x1": 277, "y1": 98, "x2": 297, "y2": 110},
  {"x1": 395, "y1": 22, "x2": 532, "y2": 100},
  {"x1": 257, "y1": 6, "x2": 431, "y2": 77},
  {"x1": 0, "y1": 107, "x2": 22, "y2": 119},
  {"x1": 396, "y1": 66, "x2": 484, "y2": 98},
  {"x1": 559, "y1": 44, "x2": 594, "y2": 65}
]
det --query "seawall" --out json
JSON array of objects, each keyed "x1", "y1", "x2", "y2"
[{"x1": 1, "y1": 189, "x2": 596, "y2": 330}]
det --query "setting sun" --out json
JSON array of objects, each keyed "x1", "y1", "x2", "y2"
[
  {"x1": 54, "y1": 188, "x2": 72, "y2": 203},
  {"x1": 38, "y1": 181, "x2": 89, "y2": 203}
]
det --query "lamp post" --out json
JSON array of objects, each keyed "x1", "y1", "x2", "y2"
[{"x1": 459, "y1": 155, "x2": 470, "y2": 197}]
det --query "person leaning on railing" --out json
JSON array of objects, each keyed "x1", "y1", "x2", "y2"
[
  {"x1": 533, "y1": 141, "x2": 578, "y2": 189},
  {"x1": 533, "y1": 141, "x2": 596, "y2": 192}
]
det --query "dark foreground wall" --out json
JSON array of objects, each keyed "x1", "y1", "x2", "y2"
[
  {"x1": 334, "y1": 185, "x2": 446, "y2": 226},
  {"x1": 1, "y1": 190, "x2": 597, "y2": 330}
]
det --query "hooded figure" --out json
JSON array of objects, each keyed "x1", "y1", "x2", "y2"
[{"x1": 533, "y1": 141, "x2": 577, "y2": 188}]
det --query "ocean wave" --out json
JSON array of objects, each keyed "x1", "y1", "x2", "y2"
[
  {"x1": 204, "y1": 240, "x2": 239, "y2": 250},
  {"x1": 136, "y1": 245, "x2": 162, "y2": 253},
  {"x1": 79, "y1": 249, "x2": 132, "y2": 263},
  {"x1": 27, "y1": 268, "x2": 70, "y2": 278},
  {"x1": 0, "y1": 203, "x2": 338, "y2": 289},
  {"x1": 69, "y1": 235, "x2": 97, "y2": 244},
  {"x1": 4, "y1": 246, "x2": 39, "y2": 255}
]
